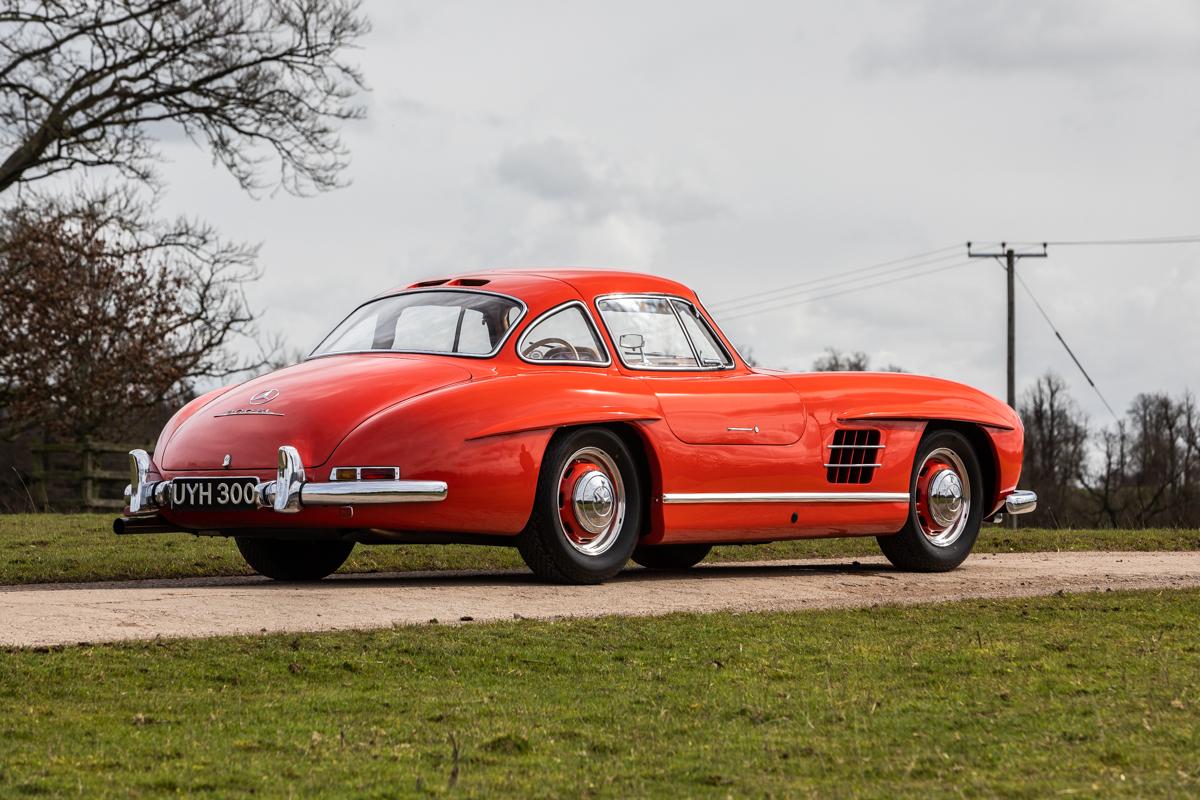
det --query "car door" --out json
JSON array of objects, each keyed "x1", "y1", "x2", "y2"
[
  {"x1": 644, "y1": 373, "x2": 805, "y2": 445},
  {"x1": 596, "y1": 295, "x2": 806, "y2": 445}
]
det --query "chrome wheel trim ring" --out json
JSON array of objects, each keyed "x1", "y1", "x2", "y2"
[
  {"x1": 556, "y1": 446, "x2": 626, "y2": 556},
  {"x1": 914, "y1": 447, "x2": 972, "y2": 548}
]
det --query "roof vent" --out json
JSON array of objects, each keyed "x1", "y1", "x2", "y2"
[
  {"x1": 825, "y1": 429, "x2": 883, "y2": 484},
  {"x1": 448, "y1": 278, "x2": 490, "y2": 287},
  {"x1": 410, "y1": 278, "x2": 449, "y2": 288}
]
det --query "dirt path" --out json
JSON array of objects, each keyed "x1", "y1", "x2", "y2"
[{"x1": 2, "y1": 551, "x2": 1198, "y2": 648}]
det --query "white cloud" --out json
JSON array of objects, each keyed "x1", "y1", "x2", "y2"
[
  {"x1": 107, "y1": 0, "x2": 1199, "y2": 419},
  {"x1": 491, "y1": 136, "x2": 723, "y2": 266},
  {"x1": 856, "y1": 0, "x2": 1200, "y2": 77}
]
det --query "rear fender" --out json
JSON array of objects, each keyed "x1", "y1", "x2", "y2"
[{"x1": 325, "y1": 372, "x2": 661, "y2": 535}]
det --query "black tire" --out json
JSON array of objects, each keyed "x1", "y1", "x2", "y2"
[
  {"x1": 235, "y1": 537, "x2": 354, "y2": 581},
  {"x1": 631, "y1": 543, "x2": 711, "y2": 570},
  {"x1": 517, "y1": 427, "x2": 643, "y2": 584},
  {"x1": 876, "y1": 429, "x2": 984, "y2": 572}
]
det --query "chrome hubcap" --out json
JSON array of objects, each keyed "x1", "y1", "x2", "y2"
[
  {"x1": 914, "y1": 447, "x2": 971, "y2": 548},
  {"x1": 927, "y1": 469, "x2": 964, "y2": 528},
  {"x1": 572, "y1": 471, "x2": 615, "y2": 534},
  {"x1": 557, "y1": 446, "x2": 626, "y2": 556}
]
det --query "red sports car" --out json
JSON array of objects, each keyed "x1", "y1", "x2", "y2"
[{"x1": 118, "y1": 269, "x2": 1035, "y2": 584}]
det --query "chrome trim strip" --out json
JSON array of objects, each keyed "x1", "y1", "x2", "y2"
[
  {"x1": 827, "y1": 444, "x2": 885, "y2": 449},
  {"x1": 1004, "y1": 490, "x2": 1037, "y2": 515},
  {"x1": 661, "y1": 492, "x2": 909, "y2": 505},
  {"x1": 594, "y1": 293, "x2": 737, "y2": 372},
  {"x1": 301, "y1": 480, "x2": 448, "y2": 505},
  {"x1": 516, "y1": 300, "x2": 613, "y2": 367},
  {"x1": 307, "y1": 288, "x2": 528, "y2": 361},
  {"x1": 822, "y1": 463, "x2": 882, "y2": 469}
]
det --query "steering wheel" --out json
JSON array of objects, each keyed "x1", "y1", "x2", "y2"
[{"x1": 523, "y1": 337, "x2": 581, "y2": 360}]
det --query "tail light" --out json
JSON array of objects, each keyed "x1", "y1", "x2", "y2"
[{"x1": 330, "y1": 466, "x2": 400, "y2": 481}]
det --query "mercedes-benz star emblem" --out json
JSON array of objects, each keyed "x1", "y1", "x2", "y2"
[{"x1": 249, "y1": 388, "x2": 279, "y2": 405}]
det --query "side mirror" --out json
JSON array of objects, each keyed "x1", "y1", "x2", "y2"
[{"x1": 619, "y1": 333, "x2": 644, "y2": 351}]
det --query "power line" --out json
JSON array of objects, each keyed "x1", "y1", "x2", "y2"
[
  {"x1": 707, "y1": 244, "x2": 961, "y2": 310},
  {"x1": 1011, "y1": 235, "x2": 1200, "y2": 247},
  {"x1": 711, "y1": 251, "x2": 964, "y2": 314},
  {"x1": 1013, "y1": 270, "x2": 1120, "y2": 422},
  {"x1": 716, "y1": 258, "x2": 975, "y2": 322}
]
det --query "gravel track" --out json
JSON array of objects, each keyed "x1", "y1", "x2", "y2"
[{"x1": 2, "y1": 551, "x2": 1198, "y2": 648}]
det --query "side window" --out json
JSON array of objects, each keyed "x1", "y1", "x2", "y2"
[
  {"x1": 520, "y1": 304, "x2": 608, "y2": 364},
  {"x1": 597, "y1": 296, "x2": 699, "y2": 368},
  {"x1": 394, "y1": 306, "x2": 491, "y2": 354},
  {"x1": 672, "y1": 300, "x2": 732, "y2": 367}
]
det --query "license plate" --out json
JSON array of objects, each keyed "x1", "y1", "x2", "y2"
[{"x1": 170, "y1": 477, "x2": 259, "y2": 511}]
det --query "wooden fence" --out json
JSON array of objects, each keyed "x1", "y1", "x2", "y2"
[{"x1": 30, "y1": 441, "x2": 151, "y2": 511}]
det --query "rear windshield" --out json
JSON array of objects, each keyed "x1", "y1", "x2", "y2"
[{"x1": 311, "y1": 290, "x2": 525, "y2": 358}]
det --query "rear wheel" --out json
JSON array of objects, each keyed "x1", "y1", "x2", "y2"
[
  {"x1": 235, "y1": 537, "x2": 354, "y2": 581},
  {"x1": 632, "y1": 543, "x2": 711, "y2": 570},
  {"x1": 876, "y1": 429, "x2": 983, "y2": 572},
  {"x1": 517, "y1": 427, "x2": 642, "y2": 584}
]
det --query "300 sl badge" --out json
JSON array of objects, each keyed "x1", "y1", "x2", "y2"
[{"x1": 213, "y1": 408, "x2": 284, "y2": 417}]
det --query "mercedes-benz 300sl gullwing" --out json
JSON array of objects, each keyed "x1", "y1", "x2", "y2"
[{"x1": 117, "y1": 269, "x2": 1036, "y2": 584}]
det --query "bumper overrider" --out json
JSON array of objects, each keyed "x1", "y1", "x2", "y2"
[
  {"x1": 1004, "y1": 490, "x2": 1038, "y2": 515},
  {"x1": 124, "y1": 445, "x2": 448, "y2": 518}
]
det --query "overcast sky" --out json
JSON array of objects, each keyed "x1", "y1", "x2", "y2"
[{"x1": 148, "y1": 0, "x2": 1199, "y2": 426}]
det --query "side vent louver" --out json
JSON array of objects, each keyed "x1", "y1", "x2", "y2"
[{"x1": 825, "y1": 429, "x2": 883, "y2": 484}]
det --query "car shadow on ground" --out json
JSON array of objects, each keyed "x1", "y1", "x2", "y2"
[
  {"x1": 283, "y1": 559, "x2": 904, "y2": 590},
  {"x1": 1, "y1": 559, "x2": 907, "y2": 594}
]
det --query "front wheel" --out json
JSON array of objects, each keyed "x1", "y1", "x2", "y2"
[
  {"x1": 876, "y1": 429, "x2": 983, "y2": 572},
  {"x1": 235, "y1": 537, "x2": 354, "y2": 581},
  {"x1": 517, "y1": 427, "x2": 643, "y2": 584}
]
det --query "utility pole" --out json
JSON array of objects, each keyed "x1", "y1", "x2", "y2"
[
  {"x1": 966, "y1": 241, "x2": 1047, "y2": 528},
  {"x1": 966, "y1": 242, "x2": 1048, "y2": 409}
]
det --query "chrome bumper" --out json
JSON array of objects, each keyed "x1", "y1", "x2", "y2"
[
  {"x1": 1004, "y1": 490, "x2": 1037, "y2": 515},
  {"x1": 125, "y1": 446, "x2": 447, "y2": 517}
]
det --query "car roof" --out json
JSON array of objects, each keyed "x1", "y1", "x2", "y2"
[{"x1": 386, "y1": 268, "x2": 698, "y2": 307}]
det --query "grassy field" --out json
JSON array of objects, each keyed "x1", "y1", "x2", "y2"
[
  {"x1": 0, "y1": 589, "x2": 1196, "y2": 797},
  {"x1": 1, "y1": 513, "x2": 1198, "y2": 585}
]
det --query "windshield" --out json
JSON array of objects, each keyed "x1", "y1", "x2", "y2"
[{"x1": 311, "y1": 290, "x2": 525, "y2": 358}]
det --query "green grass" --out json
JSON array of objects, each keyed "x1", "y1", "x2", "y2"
[
  {"x1": 1, "y1": 513, "x2": 1198, "y2": 586},
  {"x1": 1, "y1": 590, "x2": 1197, "y2": 797}
]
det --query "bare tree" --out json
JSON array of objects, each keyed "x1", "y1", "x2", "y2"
[
  {"x1": 0, "y1": 188, "x2": 266, "y2": 440},
  {"x1": 811, "y1": 347, "x2": 903, "y2": 372},
  {"x1": 736, "y1": 345, "x2": 761, "y2": 368},
  {"x1": 1124, "y1": 392, "x2": 1200, "y2": 526},
  {"x1": 1018, "y1": 373, "x2": 1088, "y2": 526},
  {"x1": 1080, "y1": 392, "x2": 1200, "y2": 528},
  {"x1": 1082, "y1": 422, "x2": 1131, "y2": 528},
  {"x1": 0, "y1": 0, "x2": 368, "y2": 196},
  {"x1": 812, "y1": 347, "x2": 871, "y2": 372}
]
